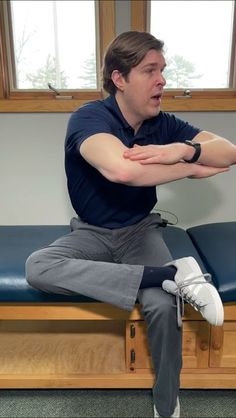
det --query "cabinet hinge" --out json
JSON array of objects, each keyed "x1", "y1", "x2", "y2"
[
  {"x1": 130, "y1": 349, "x2": 136, "y2": 364},
  {"x1": 130, "y1": 324, "x2": 136, "y2": 338}
]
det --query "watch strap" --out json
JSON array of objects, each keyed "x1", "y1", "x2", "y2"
[{"x1": 184, "y1": 140, "x2": 201, "y2": 163}]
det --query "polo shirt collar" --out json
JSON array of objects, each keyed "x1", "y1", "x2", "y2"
[
  {"x1": 104, "y1": 94, "x2": 161, "y2": 138},
  {"x1": 104, "y1": 95, "x2": 130, "y2": 129}
]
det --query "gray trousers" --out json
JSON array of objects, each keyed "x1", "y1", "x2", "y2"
[{"x1": 25, "y1": 214, "x2": 182, "y2": 417}]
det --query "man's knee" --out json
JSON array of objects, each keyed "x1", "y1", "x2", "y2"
[{"x1": 25, "y1": 250, "x2": 47, "y2": 288}]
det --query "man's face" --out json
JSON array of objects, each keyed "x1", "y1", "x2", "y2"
[{"x1": 115, "y1": 49, "x2": 166, "y2": 128}]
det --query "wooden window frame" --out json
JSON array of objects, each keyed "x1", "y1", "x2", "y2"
[
  {"x1": 0, "y1": 0, "x2": 115, "y2": 113},
  {"x1": 131, "y1": 0, "x2": 236, "y2": 112}
]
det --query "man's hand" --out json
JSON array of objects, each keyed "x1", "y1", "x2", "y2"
[
  {"x1": 190, "y1": 164, "x2": 230, "y2": 179},
  {"x1": 123, "y1": 143, "x2": 190, "y2": 165}
]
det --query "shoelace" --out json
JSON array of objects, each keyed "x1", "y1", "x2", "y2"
[{"x1": 173, "y1": 273, "x2": 212, "y2": 327}]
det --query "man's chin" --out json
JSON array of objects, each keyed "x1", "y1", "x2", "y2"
[{"x1": 146, "y1": 106, "x2": 161, "y2": 119}]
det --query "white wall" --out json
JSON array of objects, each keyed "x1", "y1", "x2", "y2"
[
  {"x1": 0, "y1": 113, "x2": 75, "y2": 225},
  {"x1": 0, "y1": 111, "x2": 235, "y2": 227}
]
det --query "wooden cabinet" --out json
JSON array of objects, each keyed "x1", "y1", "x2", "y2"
[{"x1": 0, "y1": 302, "x2": 235, "y2": 388}]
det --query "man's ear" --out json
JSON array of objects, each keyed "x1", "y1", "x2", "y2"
[{"x1": 111, "y1": 70, "x2": 125, "y2": 92}]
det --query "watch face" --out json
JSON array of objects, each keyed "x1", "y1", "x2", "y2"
[{"x1": 185, "y1": 140, "x2": 194, "y2": 146}]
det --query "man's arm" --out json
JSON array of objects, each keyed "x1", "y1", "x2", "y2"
[
  {"x1": 123, "y1": 131, "x2": 236, "y2": 168},
  {"x1": 190, "y1": 131, "x2": 236, "y2": 167},
  {"x1": 80, "y1": 133, "x2": 228, "y2": 187}
]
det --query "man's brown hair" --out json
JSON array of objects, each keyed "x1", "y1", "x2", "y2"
[{"x1": 102, "y1": 31, "x2": 164, "y2": 95}]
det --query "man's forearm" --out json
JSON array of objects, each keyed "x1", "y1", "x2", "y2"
[
  {"x1": 194, "y1": 131, "x2": 236, "y2": 167},
  {"x1": 121, "y1": 161, "x2": 195, "y2": 186},
  {"x1": 121, "y1": 160, "x2": 228, "y2": 187}
]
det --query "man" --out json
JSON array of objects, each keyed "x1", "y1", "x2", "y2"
[{"x1": 26, "y1": 31, "x2": 236, "y2": 417}]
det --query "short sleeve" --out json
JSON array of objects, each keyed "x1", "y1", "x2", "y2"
[
  {"x1": 162, "y1": 113, "x2": 202, "y2": 143},
  {"x1": 65, "y1": 102, "x2": 114, "y2": 154}
]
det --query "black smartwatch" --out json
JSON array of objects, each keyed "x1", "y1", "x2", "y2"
[{"x1": 184, "y1": 140, "x2": 201, "y2": 163}]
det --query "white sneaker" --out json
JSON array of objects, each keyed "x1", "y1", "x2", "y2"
[
  {"x1": 163, "y1": 256, "x2": 224, "y2": 327},
  {"x1": 154, "y1": 397, "x2": 180, "y2": 417}
]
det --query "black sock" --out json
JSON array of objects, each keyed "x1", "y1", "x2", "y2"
[{"x1": 139, "y1": 265, "x2": 177, "y2": 289}]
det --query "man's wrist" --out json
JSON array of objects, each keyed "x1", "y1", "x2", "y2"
[{"x1": 183, "y1": 143, "x2": 195, "y2": 161}]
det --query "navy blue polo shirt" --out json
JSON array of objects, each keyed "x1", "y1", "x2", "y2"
[{"x1": 65, "y1": 95, "x2": 201, "y2": 229}]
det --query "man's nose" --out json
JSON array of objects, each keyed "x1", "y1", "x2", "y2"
[
  {"x1": 159, "y1": 73, "x2": 166, "y2": 86},
  {"x1": 156, "y1": 73, "x2": 166, "y2": 86}
]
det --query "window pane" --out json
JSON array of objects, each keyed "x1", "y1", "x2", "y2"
[
  {"x1": 150, "y1": 0, "x2": 234, "y2": 89},
  {"x1": 10, "y1": 0, "x2": 97, "y2": 90}
]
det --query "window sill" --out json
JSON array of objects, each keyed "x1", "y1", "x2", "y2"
[
  {"x1": 161, "y1": 97, "x2": 236, "y2": 112},
  {"x1": 0, "y1": 97, "x2": 236, "y2": 113},
  {"x1": 0, "y1": 98, "x2": 99, "y2": 113}
]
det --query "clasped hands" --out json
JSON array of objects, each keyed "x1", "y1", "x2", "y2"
[{"x1": 123, "y1": 143, "x2": 229, "y2": 178}]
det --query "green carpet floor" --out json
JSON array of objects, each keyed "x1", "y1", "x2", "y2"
[{"x1": 0, "y1": 389, "x2": 235, "y2": 417}]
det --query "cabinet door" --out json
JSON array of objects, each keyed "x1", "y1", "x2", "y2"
[
  {"x1": 210, "y1": 322, "x2": 236, "y2": 368},
  {"x1": 182, "y1": 321, "x2": 210, "y2": 368},
  {"x1": 126, "y1": 320, "x2": 210, "y2": 371}
]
